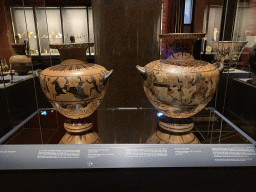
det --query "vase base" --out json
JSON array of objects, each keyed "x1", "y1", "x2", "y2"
[
  {"x1": 147, "y1": 115, "x2": 200, "y2": 144},
  {"x1": 59, "y1": 117, "x2": 99, "y2": 144},
  {"x1": 64, "y1": 117, "x2": 93, "y2": 133},
  {"x1": 59, "y1": 131, "x2": 99, "y2": 144},
  {"x1": 147, "y1": 130, "x2": 200, "y2": 144}
]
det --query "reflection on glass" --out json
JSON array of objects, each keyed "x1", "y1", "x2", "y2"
[
  {"x1": 35, "y1": 7, "x2": 63, "y2": 55},
  {"x1": 233, "y1": 2, "x2": 249, "y2": 42},
  {"x1": 62, "y1": 7, "x2": 90, "y2": 54},
  {"x1": 62, "y1": 7, "x2": 88, "y2": 43},
  {"x1": 0, "y1": 108, "x2": 253, "y2": 145},
  {"x1": 232, "y1": 1, "x2": 256, "y2": 74},
  {"x1": 212, "y1": 41, "x2": 247, "y2": 71}
]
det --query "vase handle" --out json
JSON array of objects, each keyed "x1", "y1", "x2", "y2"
[
  {"x1": 213, "y1": 62, "x2": 224, "y2": 73},
  {"x1": 103, "y1": 69, "x2": 114, "y2": 85},
  {"x1": 36, "y1": 69, "x2": 42, "y2": 78},
  {"x1": 136, "y1": 65, "x2": 148, "y2": 80}
]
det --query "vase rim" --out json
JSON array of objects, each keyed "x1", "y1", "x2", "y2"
[
  {"x1": 159, "y1": 33, "x2": 206, "y2": 39},
  {"x1": 41, "y1": 61, "x2": 105, "y2": 77},
  {"x1": 49, "y1": 42, "x2": 94, "y2": 49}
]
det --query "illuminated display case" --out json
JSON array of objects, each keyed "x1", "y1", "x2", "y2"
[
  {"x1": 11, "y1": 7, "x2": 38, "y2": 55},
  {"x1": 10, "y1": 6, "x2": 94, "y2": 56},
  {"x1": 1, "y1": 0, "x2": 256, "y2": 191}
]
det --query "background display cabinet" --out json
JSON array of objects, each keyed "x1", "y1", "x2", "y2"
[
  {"x1": 11, "y1": 7, "x2": 38, "y2": 55},
  {"x1": 1, "y1": 0, "x2": 256, "y2": 191},
  {"x1": 222, "y1": 0, "x2": 256, "y2": 149},
  {"x1": 10, "y1": 6, "x2": 94, "y2": 56},
  {"x1": 202, "y1": 0, "x2": 253, "y2": 72}
]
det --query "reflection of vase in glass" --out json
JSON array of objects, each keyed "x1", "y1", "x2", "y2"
[
  {"x1": 9, "y1": 42, "x2": 32, "y2": 75},
  {"x1": 212, "y1": 41, "x2": 247, "y2": 72},
  {"x1": 137, "y1": 33, "x2": 223, "y2": 144},
  {"x1": 50, "y1": 43, "x2": 94, "y2": 63},
  {"x1": 36, "y1": 43, "x2": 113, "y2": 144}
]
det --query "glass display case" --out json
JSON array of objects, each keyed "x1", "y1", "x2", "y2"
[
  {"x1": 1, "y1": 0, "x2": 256, "y2": 160},
  {"x1": 1, "y1": 0, "x2": 256, "y2": 191}
]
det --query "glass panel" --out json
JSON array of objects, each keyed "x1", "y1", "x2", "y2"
[
  {"x1": 0, "y1": 58, "x2": 11, "y2": 141},
  {"x1": 0, "y1": 0, "x2": 47, "y2": 145},
  {"x1": 0, "y1": 108, "x2": 253, "y2": 145},
  {"x1": 232, "y1": 1, "x2": 251, "y2": 72},
  {"x1": 35, "y1": 7, "x2": 62, "y2": 56},
  {"x1": 223, "y1": 0, "x2": 256, "y2": 140}
]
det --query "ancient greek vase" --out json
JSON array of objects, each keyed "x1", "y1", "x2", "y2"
[
  {"x1": 9, "y1": 42, "x2": 32, "y2": 75},
  {"x1": 36, "y1": 43, "x2": 113, "y2": 144},
  {"x1": 137, "y1": 33, "x2": 223, "y2": 144}
]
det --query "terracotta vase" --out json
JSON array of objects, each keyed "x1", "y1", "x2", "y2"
[
  {"x1": 9, "y1": 42, "x2": 32, "y2": 75},
  {"x1": 137, "y1": 33, "x2": 223, "y2": 144},
  {"x1": 36, "y1": 43, "x2": 113, "y2": 144}
]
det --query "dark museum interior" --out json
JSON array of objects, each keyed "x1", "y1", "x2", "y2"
[{"x1": 0, "y1": 0, "x2": 256, "y2": 191}]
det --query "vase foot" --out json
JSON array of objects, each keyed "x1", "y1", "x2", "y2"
[
  {"x1": 59, "y1": 117, "x2": 99, "y2": 144},
  {"x1": 59, "y1": 130, "x2": 99, "y2": 144},
  {"x1": 147, "y1": 130, "x2": 200, "y2": 144},
  {"x1": 158, "y1": 116, "x2": 194, "y2": 133},
  {"x1": 147, "y1": 115, "x2": 200, "y2": 144}
]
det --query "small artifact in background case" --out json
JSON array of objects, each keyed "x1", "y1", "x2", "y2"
[
  {"x1": 0, "y1": 60, "x2": 9, "y2": 76},
  {"x1": 212, "y1": 41, "x2": 247, "y2": 72},
  {"x1": 9, "y1": 40, "x2": 32, "y2": 75},
  {"x1": 206, "y1": 46, "x2": 212, "y2": 53},
  {"x1": 27, "y1": 32, "x2": 33, "y2": 38}
]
